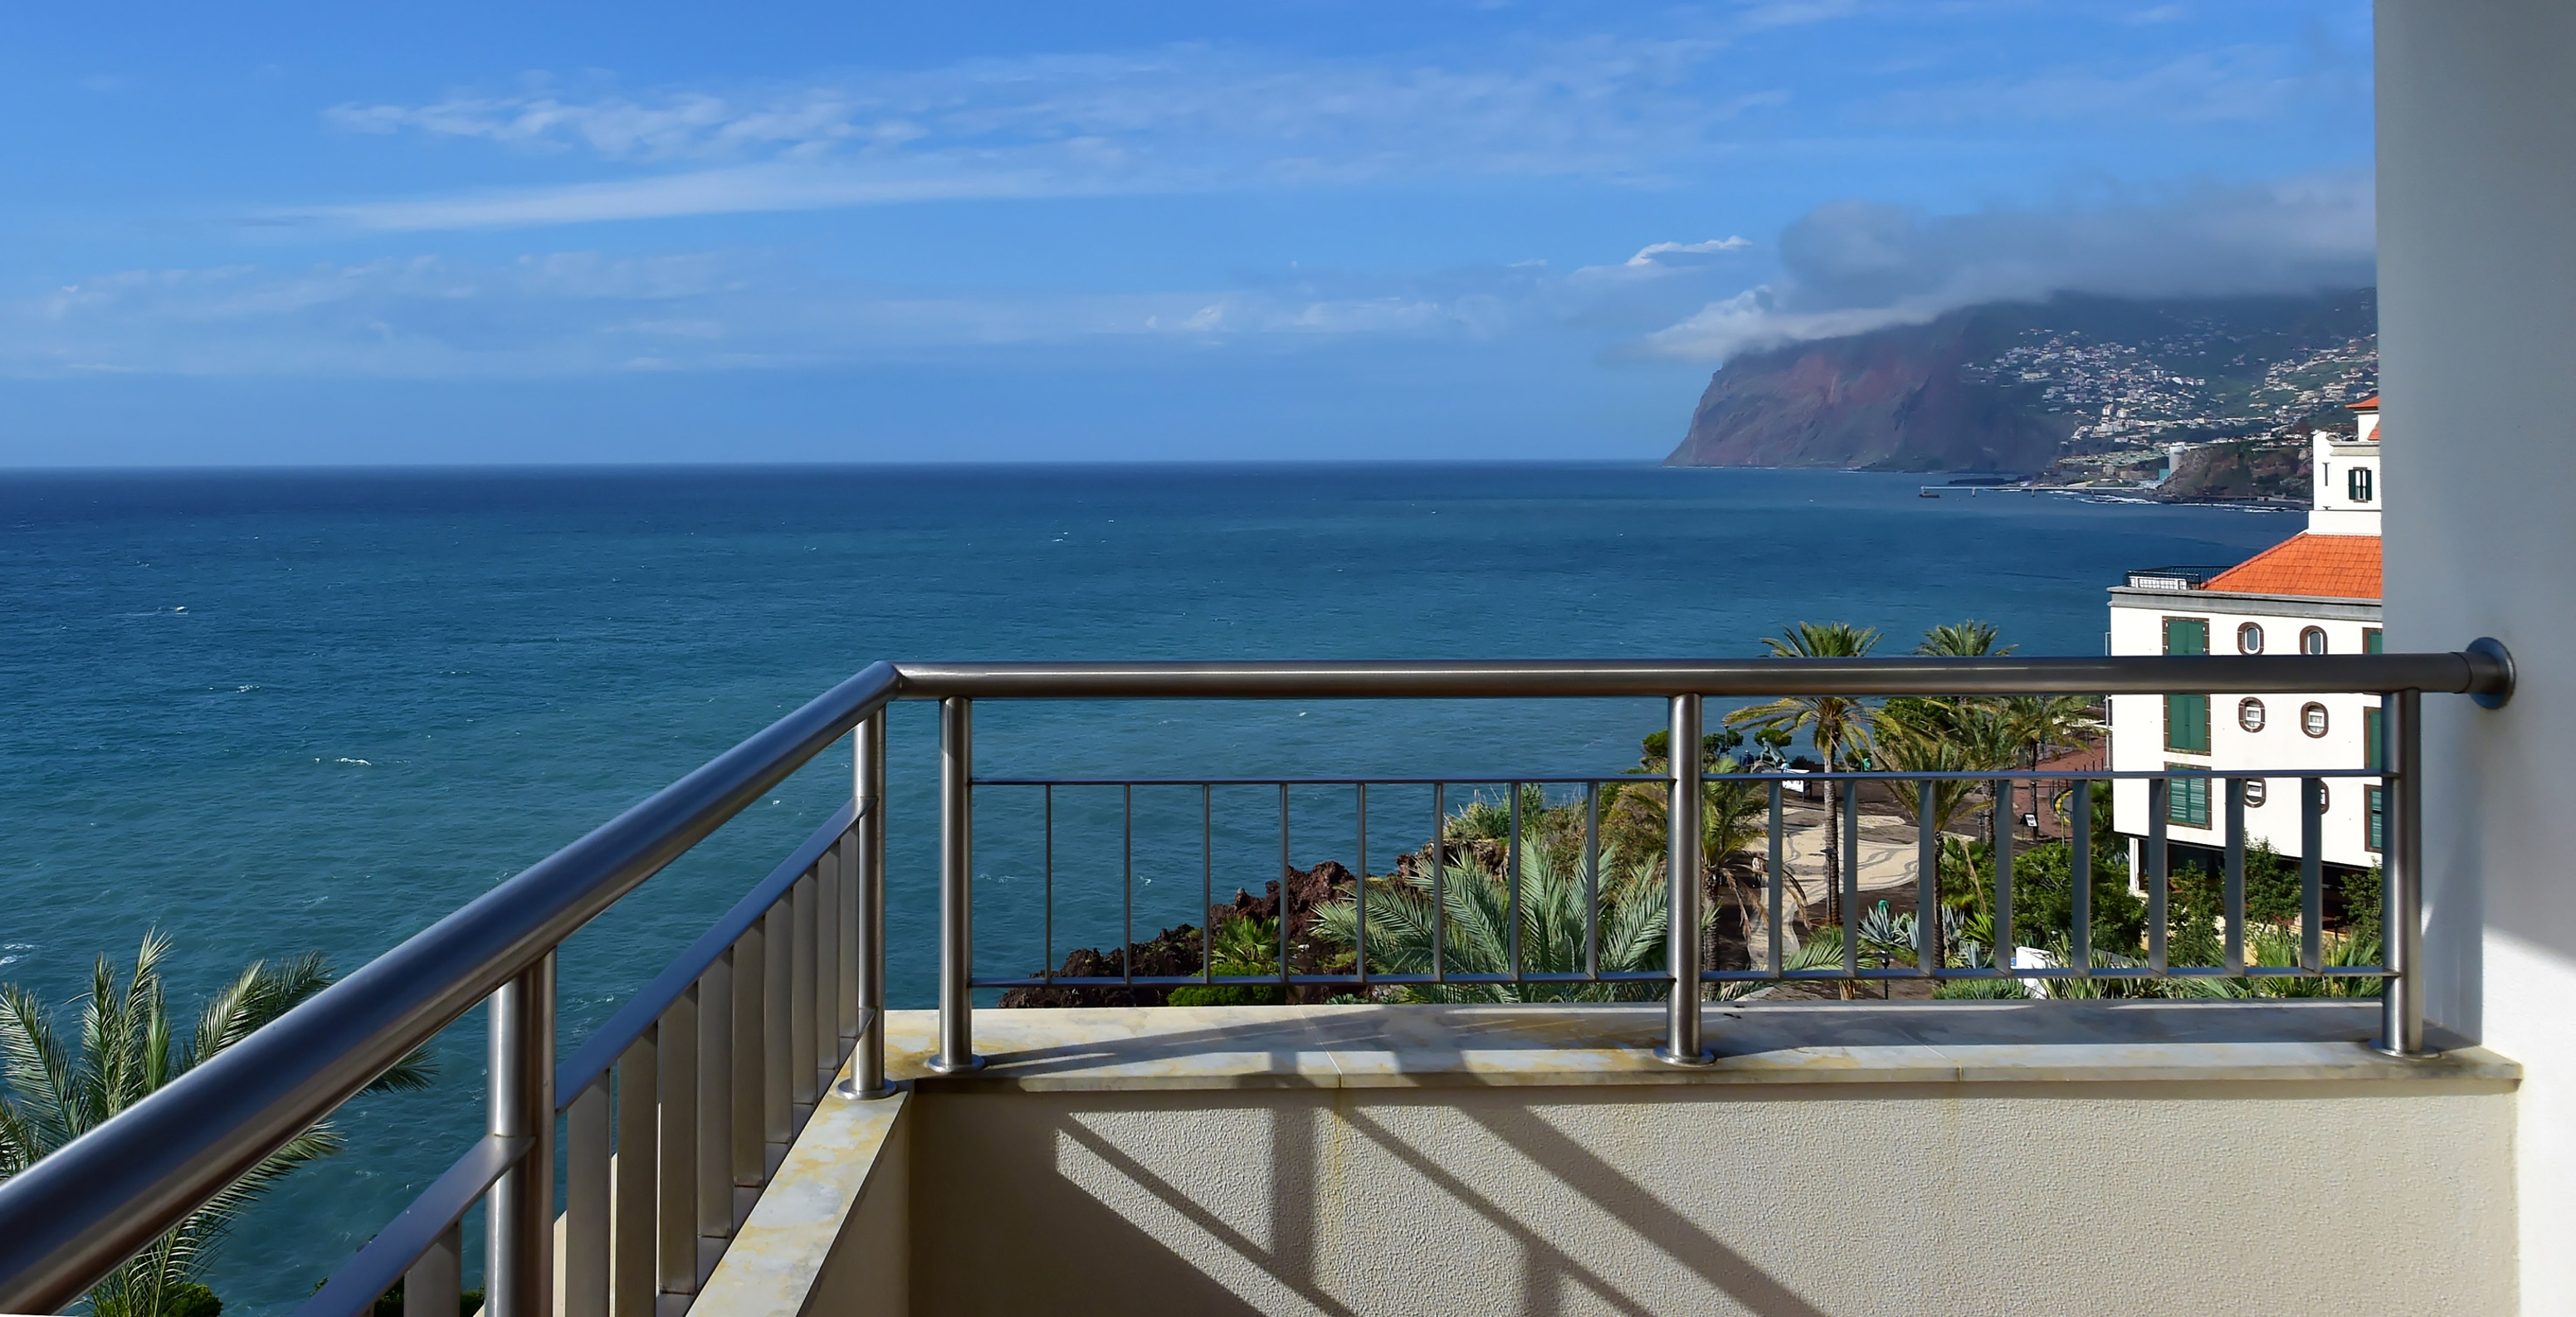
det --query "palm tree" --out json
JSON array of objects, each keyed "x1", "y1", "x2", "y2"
[
  {"x1": 1914, "y1": 621, "x2": 2008, "y2": 659},
  {"x1": 0, "y1": 932, "x2": 433, "y2": 1317},
  {"x1": 1727, "y1": 622, "x2": 1881, "y2": 927}
]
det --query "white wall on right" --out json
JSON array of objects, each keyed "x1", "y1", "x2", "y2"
[{"x1": 2378, "y1": 3, "x2": 2576, "y2": 1309}]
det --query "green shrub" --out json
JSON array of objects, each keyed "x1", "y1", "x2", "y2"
[
  {"x1": 1166, "y1": 983, "x2": 1286, "y2": 1007},
  {"x1": 168, "y1": 1285, "x2": 222, "y2": 1317}
]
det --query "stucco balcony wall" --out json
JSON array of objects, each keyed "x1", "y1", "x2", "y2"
[{"x1": 696, "y1": 1003, "x2": 2517, "y2": 1317}]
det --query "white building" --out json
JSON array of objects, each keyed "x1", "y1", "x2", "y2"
[{"x1": 2106, "y1": 397, "x2": 2385, "y2": 872}]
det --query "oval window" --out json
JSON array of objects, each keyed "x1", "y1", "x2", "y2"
[
  {"x1": 2301, "y1": 627, "x2": 2328, "y2": 655},
  {"x1": 2237, "y1": 622, "x2": 2264, "y2": 654},
  {"x1": 2242, "y1": 778, "x2": 2268, "y2": 807},
  {"x1": 2301, "y1": 702, "x2": 2330, "y2": 737},
  {"x1": 2239, "y1": 698, "x2": 2266, "y2": 732}
]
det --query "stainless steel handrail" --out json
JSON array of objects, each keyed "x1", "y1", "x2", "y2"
[
  {"x1": 0, "y1": 661, "x2": 900, "y2": 1313},
  {"x1": 0, "y1": 648, "x2": 2509, "y2": 1312},
  {"x1": 893, "y1": 651, "x2": 2510, "y2": 699}
]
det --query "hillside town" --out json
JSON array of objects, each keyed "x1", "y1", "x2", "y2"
[{"x1": 1960, "y1": 324, "x2": 2379, "y2": 497}]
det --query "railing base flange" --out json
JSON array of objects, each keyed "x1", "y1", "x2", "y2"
[
  {"x1": 835, "y1": 1079, "x2": 903, "y2": 1100},
  {"x1": 1652, "y1": 1045, "x2": 1717, "y2": 1067},
  {"x1": 925, "y1": 1055, "x2": 988, "y2": 1076},
  {"x1": 2369, "y1": 1043, "x2": 2442, "y2": 1061}
]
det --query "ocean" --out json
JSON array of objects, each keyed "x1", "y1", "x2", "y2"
[{"x1": 0, "y1": 463, "x2": 2297, "y2": 1306}]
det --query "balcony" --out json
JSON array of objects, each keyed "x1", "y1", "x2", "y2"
[
  {"x1": 2122, "y1": 566, "x2": 2232, "y2": 592},
  {"x1": 0, "y1": 649, "x2": 2520, "y2": 1316}
]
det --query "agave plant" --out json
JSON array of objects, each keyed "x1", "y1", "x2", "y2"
[
  {"x1": 0, "y1": 931, "x2": 434, "y2": 1317},
  {"x1": 1312, "y1": 846, "x2": 1686, "y2": 1003}
]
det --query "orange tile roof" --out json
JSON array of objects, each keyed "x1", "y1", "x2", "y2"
[
  {"x1": 2349, "y1": 395, "x2": 2379, "y2": 410},
  {"x1": 2204, "y1": 533, "x2": 2381, "y2": 600}
]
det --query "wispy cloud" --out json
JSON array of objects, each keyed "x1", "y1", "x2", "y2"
[
  {"x1": 300, "y1": 40, "x2": 1801, "y2": 229},
  {"x1": 1642, "y1": 173, "x2": 2376, "y2": 362},
  {"x1": 4, "y1": 246, "x2": 1588, "y2": 377}
]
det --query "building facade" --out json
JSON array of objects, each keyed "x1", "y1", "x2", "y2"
[{"x1": 2106, "y1": 398, "x2": 2385, "y2": 872}]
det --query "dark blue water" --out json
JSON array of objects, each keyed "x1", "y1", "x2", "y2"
[{"x1": 0, "y1": 463, "x2": 2294, "y2": 1306}]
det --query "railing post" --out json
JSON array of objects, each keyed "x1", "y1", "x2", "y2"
[
  {"x1": 1659, "y1": 694, "x2": 1714, "y2": 1066},
  {"x1": 486, "y1": 952, "x2": 555, "y2": 1317},
  {"x1": 933, "y1": 696, "x2": 985, "y2": 1073},
  {"x1": 846, "y1": 710, "x2": 895, "y2": 1097},
  {"x1": 2378, "y1": 689, "x2": 2435, "y2": 1057}
]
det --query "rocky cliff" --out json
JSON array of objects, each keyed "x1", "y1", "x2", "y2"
[{"x1": 1665, "y1": 289, "x2": 2377, "y2": 474}]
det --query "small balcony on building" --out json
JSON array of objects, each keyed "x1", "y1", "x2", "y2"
[{"x1": 0, "y1": 646, "x2": 2523, "y2": 1316}]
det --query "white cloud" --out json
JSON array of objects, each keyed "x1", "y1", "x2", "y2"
[
  {"x1": 1642, "y1": 173, "x2": 2376, "y2": 362},
  {"x1": 300, "y1": 41, "x2": 1792, "y2": 229},
  {"x1": 1627, "y1": 237, "x2": 1751, "y2": 265},
  {"x1": 2, "y1": 248, "x2": 1543, "y2": 378}
]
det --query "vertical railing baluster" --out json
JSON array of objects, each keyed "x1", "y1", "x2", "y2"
[
  {"x1": 2378, "y1": 688, "x2": 2429, "y2": 1057},
  {"x1": 1783, "y1": 782, "x2": 1798, "y2": 978},
  {"x1": 730, "y1": 930, "x2": 765, "y2": 1195},
  {"x1": 407, "y1": 1222, "x2": 462, "y2": 1317},
  {"x1": 1432, "y1": 782, "x2": 1447, "y2": 983},
  {"x1": 1914, "y1": 781, "x2": 1935, "y2": 978},
  {"x1": 2071, "y1": 780, "x2": 2092, "y2": 978},
  {"x1": 2223, "y1": 778, "x2": 2247, "y2": 976},
  {"x1": 1662, "y1": 695, "x2": 1712, "y2": 1065},
  {"x1": 2148, "y1": 778, "x2": 2170, "y2": 974},
  {"x1": 2300, "y1": 777, "x2": 2325, "y2": 974},
  {"x1": 698, "y1": 956, "x2": 733, "y2": 1246},
  {"x1": 1585, "y1": 782, "x2": 1603, "y2": 982},
  {"x1": 790, "y1": 869, "x2": 817, "y2": 1112},
  {"x1": 1357, "y1": 782, "x2": 1369, "y2": 988},
  {"x1": 934, "y1": 696, "x2": 982, "y2": 1072},
  {"x1": 1043, "y1": 785, "x2": 1056, "y2": 984},
  {"x1": 1841, "y1": 778, "x2": 1861, "y2": 981},
  {"x1": 486, "y1": 954, "x2": 554, "y2": 1317},
  {"x1": 612, "y1": 1032, "x2": 656, "y2": 1317},
  {"x1": 1278, "y1": 783, "x2": 1291, "y2": 989},
  {"x1": 815, "y1": 837, "x2": 842, "y2": 1089},
  {"x1": 1123, "y1": 783, "x2": 1134, "y2": 988},
  {"x1": 1507, "y1": 783, "x2": 1523, "y2": 983},
  {"x1": 1993, "y1": 778, "x2": 2013, "y2": 975},
  {"x1": 837, "y1": 828, "x2": 861, "y2": 1059},
  {"x1": 851, "y1": 710, "x2": 892, "y2": 1099},
  {"x1": 762, "y1": 902, "x2": 792, "y2": 1149},
  {"x1": 1200, "y1": 784, "x2": 1212, "y2": 984},
  {"x1": 565, "y1": 1076, "x2": 610, "y2": 1317},
  {"x1": 657, "y1": 987, "x2": 699, "y2": 1297}
]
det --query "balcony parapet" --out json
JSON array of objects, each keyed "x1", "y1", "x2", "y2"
[{"x1": 885, "y1": 1002, "x2": 2515, "y2": 1094}]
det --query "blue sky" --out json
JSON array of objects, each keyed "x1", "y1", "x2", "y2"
[{"x1": 0, "y1": 1, "x2": 2375, "y2": 465}]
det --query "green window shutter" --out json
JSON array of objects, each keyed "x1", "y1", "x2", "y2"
[
  {"x1": 2364, "y1": 628, "x2": 2384, "y2": 655},
  {"x1": 2164, "y1": 617, "x2": 2209, "y2": 656},
  {"x1": 2367, "y1": 786, "x2": 2385, "y2": 851},
  {"x1": 2166, "y1": 693, "x2": 2210, "y2": 752},
  {"x1": 2365, "y1": 705, "x2": 2384, "y2": 772},
  {"x1": 2166, "y1": 769, "x2": 2211, "y2": 827}
]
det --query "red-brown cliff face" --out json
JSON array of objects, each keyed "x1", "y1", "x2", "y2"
[{"x1": 1666, "y1": 310, "x2": 2071, "y2": 472}]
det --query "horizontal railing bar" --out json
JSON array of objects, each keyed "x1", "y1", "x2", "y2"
[
  {"x1": 293, "y1": 1134, "x2": 529, "y2": 1317},
  {"x1": 893, "y1": 651, "x2": 2505, "y2": 700},
  {"x1": 0, "y1": 662, "x2": 902, "y2": 1310},
  {"x1": 556, "y1": 803, "x2": 858, "y2": 1109},
  {"x1": 972, "y1": 768, "x2": 2386, "y2": 784}
]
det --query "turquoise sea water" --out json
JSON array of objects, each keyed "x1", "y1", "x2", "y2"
[{"x1": 0, "y1": 463, "x2": 2296, "y2": 1306}]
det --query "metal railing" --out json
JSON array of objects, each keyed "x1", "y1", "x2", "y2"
[{"x1": 0, "y1": 646, "x2": 2511, "y2": 1315}]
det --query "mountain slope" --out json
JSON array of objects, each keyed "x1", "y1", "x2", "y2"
[{"x1": 1665, "y1": 290, "x2": 2377, "y2": 473}]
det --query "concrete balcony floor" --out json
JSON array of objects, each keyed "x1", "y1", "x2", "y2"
[{"x1": 699, "y1": 1002, "x2": 2517, "y2": 1316}]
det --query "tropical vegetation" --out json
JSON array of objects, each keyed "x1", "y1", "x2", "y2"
[{"x1": 0, "y1": 932, "x2": 433, "y2": 1317}]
